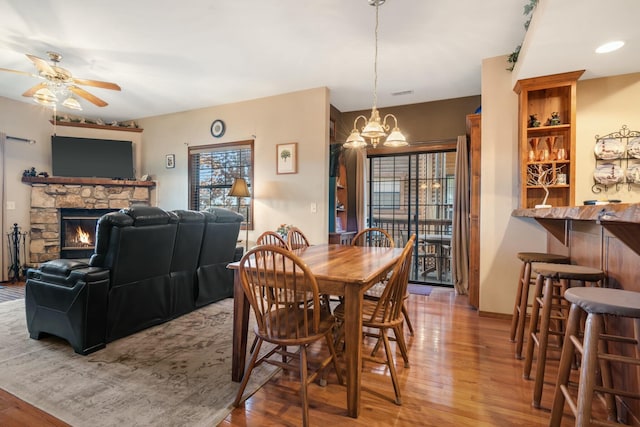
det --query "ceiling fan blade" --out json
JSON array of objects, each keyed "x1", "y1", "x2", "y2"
[
  {"x1": 22, "y1": 82, "x2": 47, "y2": 97},
  {"x1": 69, "y1": 85, "x2": 108, "y2": 107},
  {"x1": 72, "y1": 77, "x2": 121, "y2": 91},
  {"x1": 0, "y1": 67, "x2": 39, "y2": 78},
  {"x1": 25, "y1": 54, "x2": 56, "y2": 75}
]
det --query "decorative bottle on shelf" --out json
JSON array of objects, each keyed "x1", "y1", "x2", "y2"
[{"x1": 528, "y1": 138, "x2": 538, "y2": 162}]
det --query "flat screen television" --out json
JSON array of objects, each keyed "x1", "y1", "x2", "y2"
[{"x1": 51, "y1": 136, "x2": 135, "y2": 179}]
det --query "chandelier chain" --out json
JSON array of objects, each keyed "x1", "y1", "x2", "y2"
[{"x1": 372, "y1": 1, "x2": 379, "y2": 109}]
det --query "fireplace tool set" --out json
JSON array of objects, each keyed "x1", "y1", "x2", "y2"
[{"x1": 5, "y1": 223, "x2": 28, "y2": 284}]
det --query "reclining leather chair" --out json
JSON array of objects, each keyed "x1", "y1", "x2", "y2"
[{"x1": 196, "y1": 208, "x2": 244, "y2": 306}]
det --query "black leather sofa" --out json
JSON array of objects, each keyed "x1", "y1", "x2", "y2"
[{"x1": 25, "y1": 205, "x2": 243, "y2": 355}]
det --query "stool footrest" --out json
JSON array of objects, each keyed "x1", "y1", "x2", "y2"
[
  {"x1": 600, "y1": 333, "x2": 638, "y2": 345},
  {"x1": 594, "y1": 385, "x2": 640, "y2": 400},
  {"x1": 599, "y1": 352, "x2": 640, "y2": 366}
]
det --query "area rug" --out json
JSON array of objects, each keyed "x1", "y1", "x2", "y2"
[
  {"x1": 0, "y1": 298, "x2": 278, "y2": 427},
  {"x1": 408, "y1": 283, "x2": 433, "y2": 296}
]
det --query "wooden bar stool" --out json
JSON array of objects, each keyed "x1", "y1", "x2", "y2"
[
  {"x1": 510, "y1": 252, "x2": 570, "y2": 359},
  {"x1": 523, "y1": 263, "x2": 605, "y2": 409},
  {"x1": 550, "y1": 287, "x2": 640, "y2": 427}
]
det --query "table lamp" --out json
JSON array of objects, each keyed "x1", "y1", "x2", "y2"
[{"x1": 228, "y1": 177, "x2": 251, "y2": 250}]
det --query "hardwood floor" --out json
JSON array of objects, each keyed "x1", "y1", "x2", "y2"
[
  {"x1": 0, "y1": 281, "x2": 25, "y2": 303},
  {"x1": 0, "y1": 285, "x2": 584, "y2": 426}
]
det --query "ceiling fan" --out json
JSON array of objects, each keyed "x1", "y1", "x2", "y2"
[{"x1": 0, "y1": 51, "x2": 121, "y2": 110}]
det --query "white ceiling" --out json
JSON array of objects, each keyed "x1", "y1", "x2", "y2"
[{"x1": 0, "y1": 0, "x2": 638, "y2": 123}]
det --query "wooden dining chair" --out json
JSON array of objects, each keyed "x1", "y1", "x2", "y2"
[
  {"x1": 256, "y1": 230, "x2": 288, "y2": 248},
  {"x1": 234, "y1": 245, "x2": 342, "y2": 427},
  {"x1": 351, "y1": 227, "x2": 394, "y2": 248},
  {"x1": 286, "y1": 226, "x2": 310, "y2": 250},
  {"x1": 248, "y1": 230, "x2": 293, "y2": 353},
  {"x1": 285, "y1": 226, "x2": 333, "y2": 312},
  {"x1": 352, "y1": 227, "x2": 415, "y2": 336},
  {"x1": 334, "y1": 234, "x2": 416, "y2": 405}
]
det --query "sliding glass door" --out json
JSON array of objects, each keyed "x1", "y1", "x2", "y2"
[{"x1": 368, "y1": 150, "x2": 456, "y2": 285}]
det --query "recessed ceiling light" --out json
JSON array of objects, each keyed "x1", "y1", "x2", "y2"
[{"x1": 595, "y1": 41, "x2": 625, "y2": 54}]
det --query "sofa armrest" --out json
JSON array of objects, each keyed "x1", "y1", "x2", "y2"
[
  {"x1": 26, "y1": 263, "x2": 110, "y2": 355},
  {"x1": 234, "y1": 246, "x2": 244, "y2": 262},
  {"x1": 27, "y1": 259, "x2": 108, "y2": 288}
]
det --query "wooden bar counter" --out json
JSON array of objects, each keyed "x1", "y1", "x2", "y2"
[{"x1": 513, "y1": 203, "x2": 640, "y2": 423}]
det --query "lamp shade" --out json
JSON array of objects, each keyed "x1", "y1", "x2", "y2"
[
  {"x1": 228, "y1": 177, "x2": 251, "y2": 198},
  {"x1": 62, "y1": 96, "x2": 82, "y2": 111},
  {"x1": 33, "y1": 87, "x2": 57, "y2": 106},
  {"x1": 383, "y1": 127, "x2": 408, "y2": 147}
]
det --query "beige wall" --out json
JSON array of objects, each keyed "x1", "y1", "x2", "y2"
[
  {"x1": 575, "y1": 73, "x2": 640, "y2": 203},
  {"x1": 479, "y1": 55, "x2": 547, "y2": 314},
  {"x1": 137, "y1": 87, "x2": 330, "y2": 246}
]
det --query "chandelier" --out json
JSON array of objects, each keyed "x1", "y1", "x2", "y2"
[{"x1": 344, "y1": 0, "x2": 408, "y2": 149}]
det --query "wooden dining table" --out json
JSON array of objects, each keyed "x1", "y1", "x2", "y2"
[{"x1": 229, "y1": 243, "x2": 404, "y2": 418}]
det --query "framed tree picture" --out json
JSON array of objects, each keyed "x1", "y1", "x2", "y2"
[
  {"x1": 276, "y1": 142, "x2": 297, "y2": 174},
  {"x1": 165, "y1": 154, "x2": 175, "y2": 169}
]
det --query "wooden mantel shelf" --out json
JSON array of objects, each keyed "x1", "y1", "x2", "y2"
[
  {"x1": 512, "y1": 203, "x2": 640, "y2": 255},
  {"x1": 49, "y1": 120, "x2": 143, "y2": 133},
  {"x1": 22, "y1": 176, "x2": 155, "y2": 187}
]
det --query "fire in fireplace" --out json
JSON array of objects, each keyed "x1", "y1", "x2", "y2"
[{"x1": 60, "y1": 208, "x2": 115, "y2": 259}]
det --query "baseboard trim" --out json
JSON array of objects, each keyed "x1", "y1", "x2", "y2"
[{"x1": 478, "y1": 311, "x2": 511, "y2": 320}]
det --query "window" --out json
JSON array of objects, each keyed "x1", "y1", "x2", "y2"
[
  {"x1": 189, "y1": 140, "x2": 254, "y2": 228},
  {"x1": 372, "y1": 180, "x2": 401, "y2": 209}
]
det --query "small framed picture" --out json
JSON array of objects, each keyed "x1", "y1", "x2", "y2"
[
  {"x1": 165, "y1": 154, "x2": 175, "y2": 169},
  {"x1": 276, "y1": 142, "x2": 297, "y2": 174}
]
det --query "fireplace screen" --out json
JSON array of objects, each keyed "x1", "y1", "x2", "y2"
[{"x1": 60, "y1": 209, "x2": 114, "y2": 259}]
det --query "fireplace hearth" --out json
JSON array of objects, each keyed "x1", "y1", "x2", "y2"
[{"x1": 60, "y1": 209, "x2": 115, "y2": 259}]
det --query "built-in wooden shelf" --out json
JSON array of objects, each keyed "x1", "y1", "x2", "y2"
[
  {"x1": 22, "y1": 176, "x2": 155, "y2": 187},
  {"x1": 49, "y1": 120, "x2": 143, "y2": 133}
]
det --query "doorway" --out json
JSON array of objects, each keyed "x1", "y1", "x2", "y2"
[{"x1": 368, "y1": 149, "x2": 456, "y2": 285}]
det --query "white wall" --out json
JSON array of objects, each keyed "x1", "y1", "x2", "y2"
[{"x1": 137, "y1": 87, "x2": 330, "y2": 246}]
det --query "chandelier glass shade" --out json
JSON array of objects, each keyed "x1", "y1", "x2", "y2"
[{"x1": 344, "y1": 0, "x2": 408, "y2": 149}]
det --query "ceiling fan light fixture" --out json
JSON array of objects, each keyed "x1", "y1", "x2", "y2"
[
  {"x1": 62, "y1": 95, "x2": 82, "y2": 110},
  {"x1": 33, "y1": 87, "x2": 58, "y2": 106}
]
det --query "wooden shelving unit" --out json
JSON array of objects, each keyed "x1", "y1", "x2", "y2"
[
  {"x1": 22, "y1": 176, "x2": 155, "y2": 187},
  {"x1": 49, "y1": 120, "x2": 143, "y2": 133},
  {"x1": 513, "y1": 70, "x2": 584, "y2": 208},
  {"x1": 335, "y1": 159, "x2": 348, "y2": 232}
]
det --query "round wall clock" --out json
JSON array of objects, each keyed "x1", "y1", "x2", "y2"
[{"x1": 210, "y1": 119, "x2": 226, "y2": 138}]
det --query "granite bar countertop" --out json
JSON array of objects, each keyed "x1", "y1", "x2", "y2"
[{"x1": 512, "y1": 203, "x2": 640, "y2": 223}]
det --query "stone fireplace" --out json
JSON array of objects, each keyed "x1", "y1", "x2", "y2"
[
  {"x1": 59, "y1": 208, "x2": 116, "y2": 259},
  {"x1": 23, "y1": 176, "x2": 155, "y2": 264}
]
